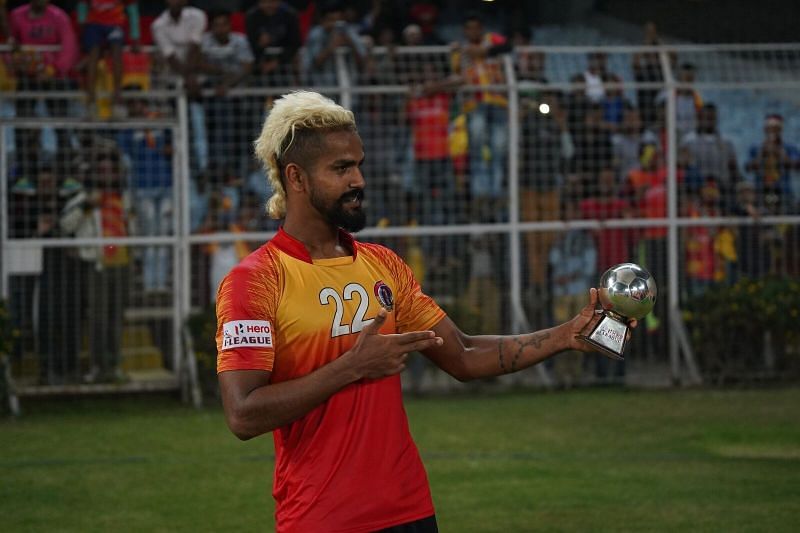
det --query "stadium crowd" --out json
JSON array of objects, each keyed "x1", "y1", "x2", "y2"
[{"x1": 4, "y1": 0, "x2": 800, "y2": 385}]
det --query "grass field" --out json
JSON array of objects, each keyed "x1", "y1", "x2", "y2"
[{"x1": 2, "y1": 387, "x2": 799, "y2": 532}]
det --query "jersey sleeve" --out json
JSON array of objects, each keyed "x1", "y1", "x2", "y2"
[
  {"x1": 215, "y1": 251, "x2": 281, "y2": 373},
  {"x1": 384, "y1": 249, "x2": 446, "y2": 333}
]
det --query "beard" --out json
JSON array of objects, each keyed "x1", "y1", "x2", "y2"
[{"x1": 310, "y1": 187, "x2": 367, "y2": 233}]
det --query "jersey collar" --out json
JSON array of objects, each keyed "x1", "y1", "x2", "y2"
[{"x1": 271, "y1": 226, "x2": 358, "y2": 264}]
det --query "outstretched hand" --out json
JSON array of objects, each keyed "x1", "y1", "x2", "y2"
[{"x1": 566, "y1": 288, "x2": 638, "y2": 353}]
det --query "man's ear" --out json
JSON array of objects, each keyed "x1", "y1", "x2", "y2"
[{"x1": 284, "y1": 163, "x2": 307, "y2": 193}]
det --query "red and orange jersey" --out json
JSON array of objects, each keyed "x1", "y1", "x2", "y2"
[{"x1": 216, "y1": 227, "x2": 446, "y2": 532}]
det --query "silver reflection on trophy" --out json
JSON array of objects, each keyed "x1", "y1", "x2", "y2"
[{"x1": 578, "y1": 263, "x2": 657, "y2": 360}]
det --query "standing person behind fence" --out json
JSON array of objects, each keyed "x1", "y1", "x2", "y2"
[
  {"x1": 450, "y1": 13, "x2": 510, "y2": 222},
  {"x1": 681, "y1": 103, "x2": 741, "y2": 212},
  {"x1": 301, "y1": 0, "x2": 367, "y2": 87},
  {"x1": 656, "y1": 63, "x2": 702, "y2": 143},
  {"x1": 62, "y1": 144, "x2": 132, "y2": 383},
  {"x1": 632, "y1": 21, "x2": 664, "y2": 128},
  {"x1": 9, "y1": 0, "x2": 79, "y2": 166},
  {"x1": 745, "y1": 114, "x2": 800, "y2": 214},
  {"x1": 116, "y1": 85, "x2": 172, "y2": 293},
  {"x1": 613, "y1": 102, "x2": 659, "y2": 184},
  {"x1": 200, "y1": 9, "x2": 254, "y2": 173},
  {"x1": 216, "y1": 91, "x2": 628, "y2": 532},
  {"x1": 76, "y1": 0, "x2": 141, "y2": 119}
]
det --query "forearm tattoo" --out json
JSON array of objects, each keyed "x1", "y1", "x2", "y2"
[{"x1": 498, "y1": 332, "x2": 552, "y2": 373}]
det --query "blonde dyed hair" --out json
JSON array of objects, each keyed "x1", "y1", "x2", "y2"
[{"x1": 253, "y1": 91, "x2": 356, "y2": 219}]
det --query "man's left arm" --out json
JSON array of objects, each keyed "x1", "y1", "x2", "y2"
[{"x1": 423, "y1": 288, "x2": 623, "y2": 381}]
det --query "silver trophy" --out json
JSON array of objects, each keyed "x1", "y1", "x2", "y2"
[{"x1": 577, "y1": 263, "x2": 657, "y2": 360}]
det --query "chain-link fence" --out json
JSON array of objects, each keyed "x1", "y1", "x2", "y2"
[{"x1": 3, "y1": 43, "x2": 800, "y2": 410}]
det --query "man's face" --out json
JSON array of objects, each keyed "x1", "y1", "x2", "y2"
[
  {"x1": 259, "y1": 0, "x2": 280, "y2": 16},
  {"x1": 623, "y1": 108, "x2": 641, "y2": 133},
  {"x1": 306, "y1": 130, "x2": 367, "y2": 233},
  {"x1": 698, "y1": 108, "x2": 717, "y2": 132},
  {"x1": 765, "y1": 121, "x2": 782, "y2": 142},
  {"x1": 166, "y1": 0, "x2": 187, "y2": 12},
  {"x1": 588, "y1": 53, "x2": 607, "y2": 73},
  {"x1": 463, "y1": 20, "x2": 482, "y2": 44},
  {"x1": 321, "y1": 10, "x2": 344, "y2": 31},
  {"x1": 679, "y1": 68, "x2": 695, "y2": 84},
  {"x1": 211, "y1": 15, "x2": 231, "y2": 40}
]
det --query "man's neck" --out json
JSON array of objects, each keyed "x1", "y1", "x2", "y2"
[{"x1": 282, "y1": 216, "x2": 351, "y2": 259}]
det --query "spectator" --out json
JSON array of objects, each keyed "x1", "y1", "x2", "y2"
[
  {"x1": 656, "y1": 63, "x2": 702, "y2": 142},
  {"x1": 520, "y1": 90, "x2": 574, "y2": 298},
  {"x1": 612, "y1": 102, "x2": 659, "y2": 184},
  {"x1": 32, "y1": 163, "x2": 84, "y2": 384},
  {"x1": 200, "y1": 9, "x2": 254, "y2": 171},
  {"x1": 573, "y1": 102, "x2": 614, "y2": 194},
  {"x1": 450, "y1": 13, "x2": 510, "y2": 221},
  {"x1": 512, "y1": 25, "x2": 545, "y2": 86},
  {"x1": 151, "y1": 0, "x2": 207, "y2": 170},
  {"x1": 681, "y1": 103, "x2": 741, "y2": 211},
  {"x1": 9, "y1": 0, "x2": 79, "y2": 163},
  {"x1": 408, "y1": 0, "x2": 443, "y2": 45},
  {"x1": 245, "y1": 0, "x2": 301, "y2": 86},
  {"x1": 577, "y1": 51, "x2": 622, "y2": 105},
  {"x1": 548, "y1": 197, "x2": 596, "y2": 389},
  {"x1": 151, "y1": 0, "x2": 205, "y2": 86},
  {"x1": 580, "y1": 166, "x2": 634, "y2": 272},
  {"x1": 76, "y1": 0, "x2": 141, "y2": 119},
  {"x1": 745, "y1": 114, "x2": 800, "y2": 213},
  {"x1": 61, "y1": 142, "x2": 132, "y2": 383},
  {"x1": 401, "y1": 23, "x2": 423, "y2": 46},
  {"x1": 622, "y1": 143, "x2": 670, "y2": 352},
  {"x1": 683, "y1": 177, "x2": 723, "y2": 298},
  {"x1": 116, "y1": 85, "x2": 172, "y2": 293},
  {"x1": 406, "y1": 61, "x2": 457, "y2": 226},
  {"x1": 302, "y1": 0, "x2": 366, "y2": 87}
]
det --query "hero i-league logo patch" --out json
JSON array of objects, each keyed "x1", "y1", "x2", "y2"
[
  {"x1": 373, "y1": 280, "x2": 394, "y2": 311},
  {"x1": 222, "y1": 320, "x2": 273, "y2": 350}
]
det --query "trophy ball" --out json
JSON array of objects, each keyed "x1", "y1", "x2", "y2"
[{"x1": 598, "y1": 263, "x2": 657, "y2": 320}]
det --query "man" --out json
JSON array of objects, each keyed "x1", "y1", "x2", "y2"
[
  {"x1": 9, "y1": 0, "x2": 79, "y2": 164},
  {"x1": 200, "y1": 9, "x2": 254, "y2": 168},
  {"x1": 150, "y1": 0, "x2": 206, "y2": 168},
  {"x1": 301, "y1": 0, "x2": 366, "y2": 87},
  {"x1": 76, "y1": 0, "x2": 141, "y2": 118},
  {"x1": 612, "y1": 102, "x2": 659, "y2": 183},
  {"x1": 680, "y1": 103, "x2": 741, "y2": 212},
  {"x1": 450, "y1": 14, "x2": 510, "y2": 220},
  {"x1": 245, "y1": 0, "x2": 301, "y2": 85},
  {"x1": 216, "y1": 91, "x2": 632, "y2": 532},
  {"x1": 745, "y1": 114, "x2": 800, "y2": 213},
  {"x1": 150, "y1": 0, "x2": 205, "y2": 93}
]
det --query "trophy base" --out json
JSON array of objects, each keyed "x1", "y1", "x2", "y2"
[{"x1": 575, "y1": 314, "x2": 629, "y2": 361}]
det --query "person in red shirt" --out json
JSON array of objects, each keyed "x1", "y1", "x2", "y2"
[
  {"x1": 76, "y1": 0, "x2": 141, "y2": 117},
  {"x1": 579, "y1": 166, "x2": 634, "y2": 273},
  {"x1": 216, "y1": 91, "x2": 636, "y2": 532}
]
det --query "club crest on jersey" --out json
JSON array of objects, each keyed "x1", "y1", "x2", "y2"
[{"x1": 373, "y1": 280, "x2": 394, "y2": 311}]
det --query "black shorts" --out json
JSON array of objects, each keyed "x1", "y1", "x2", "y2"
[{"x1": 376, "y1": 515, "x2": 438, "y2": 533}]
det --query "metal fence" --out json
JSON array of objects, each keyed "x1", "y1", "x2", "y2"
[{"x1": 2, "y1": 43, "x2": 800, "y2": 412}]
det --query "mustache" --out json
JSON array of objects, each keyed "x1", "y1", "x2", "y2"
[{"x1": 339, "y1": 189, "x2": 365, "y2": 203}]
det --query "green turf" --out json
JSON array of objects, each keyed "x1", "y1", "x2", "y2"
[{"x1": 2, "y1": 388, "x2": 799, "y2": 532}]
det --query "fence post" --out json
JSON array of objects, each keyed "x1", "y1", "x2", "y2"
[
  {"x1": 659, "y1": 49, "x2": 682, "y2": 384},
  {"x1": 176, "y1": 88, "x2": 202, "y2": 407}
]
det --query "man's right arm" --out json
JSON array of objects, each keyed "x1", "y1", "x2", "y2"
[{"x1": 219, "y1": 308, "x2": 442, "y2": 440}]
